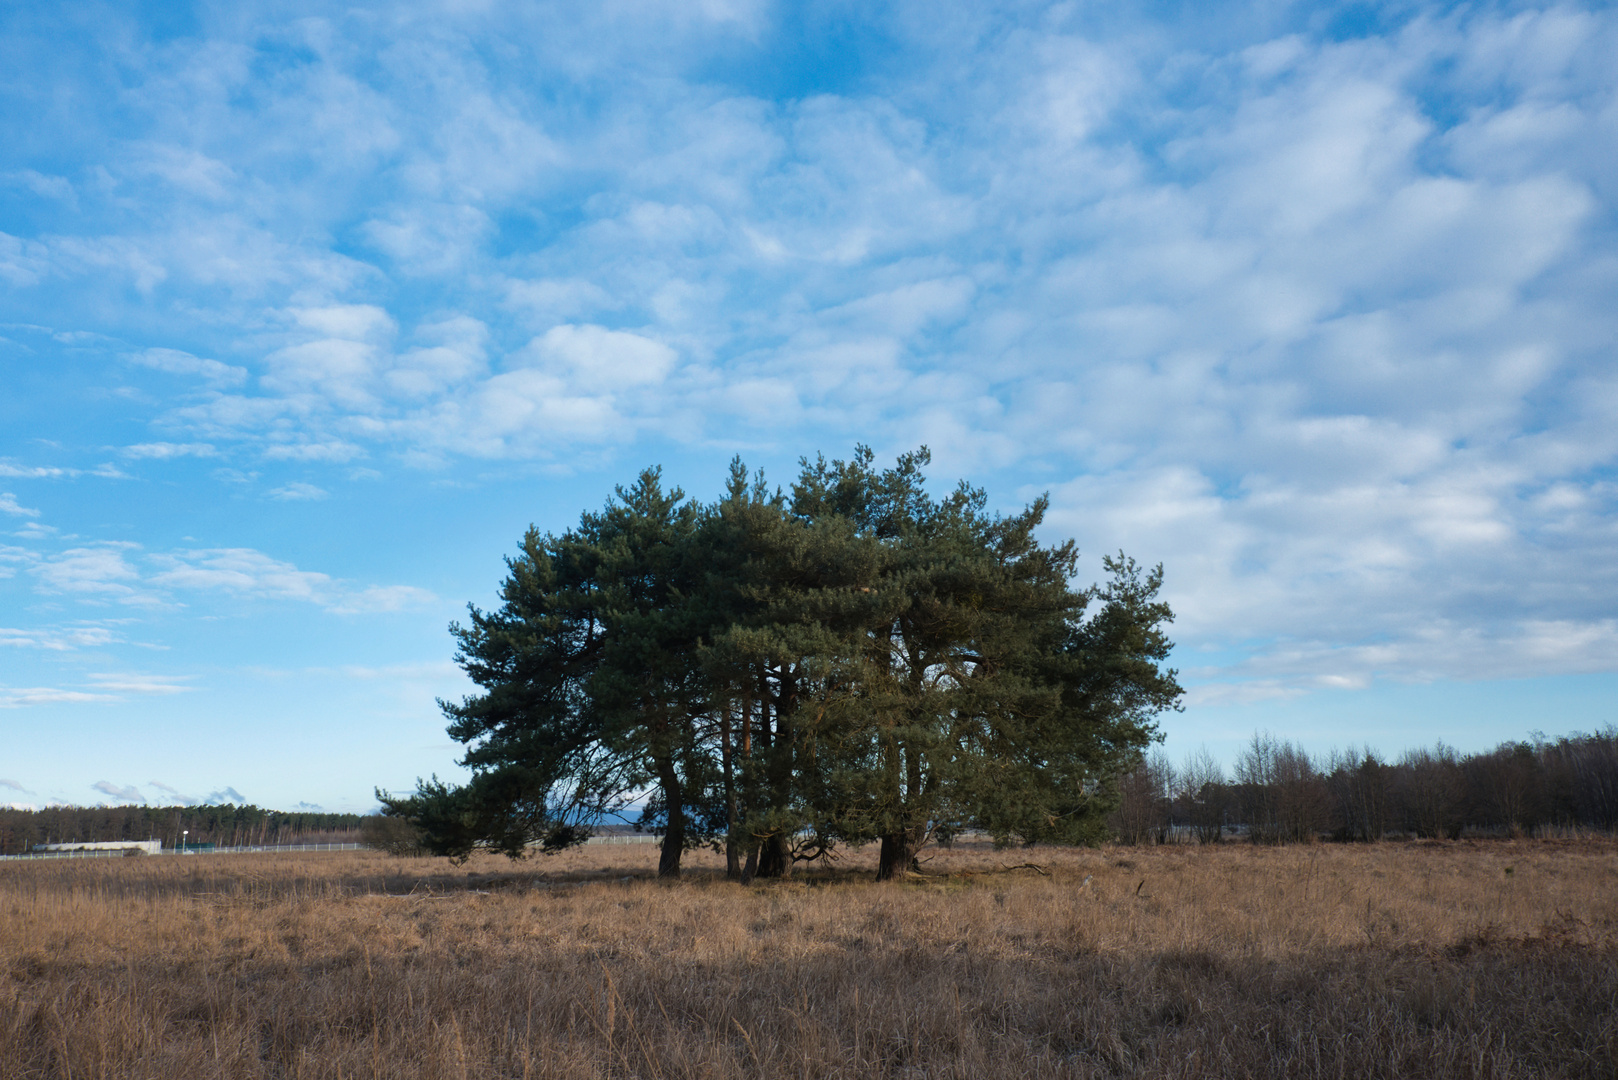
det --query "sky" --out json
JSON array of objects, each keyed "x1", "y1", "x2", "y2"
[{"x1": 1, "y1": 0, "x2": 1614, "y2": 813}]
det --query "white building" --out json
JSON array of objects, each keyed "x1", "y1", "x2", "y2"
[{"x1": 33, "y1": 840, "x2": 162, "y2": 855}]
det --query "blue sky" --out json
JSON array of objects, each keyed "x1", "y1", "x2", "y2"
[{"x1": 2, "y1": 1, "x2": 1614, "y2": 813}]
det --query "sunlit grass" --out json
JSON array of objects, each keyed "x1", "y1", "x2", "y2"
[{"x1": 3, "y1": 839, "x2": 1615, "y2": 1077}]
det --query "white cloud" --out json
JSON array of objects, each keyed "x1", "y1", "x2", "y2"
[
  {"x1": 145, "y1": 546, "x2": 437, "y2": 613},
  {"x1": 147, "y1": 548, "x2": 333, "y2": 603},
  {"x1": 267, "y1": 481, "x2": 329, "y2": 501},
  {"x1": 385, "y1": 316, "x2": 489, "y2": 398},
  {"x1": 0, "y1": 544, "x2": 37, "y2": 577},
  {"x1": 34, "y1": 545, "x2": 143, "y2": 599},
  {"x1": 361, "y1": 204, "x2": 493, "y2": 275},
  {"x1": 13, "y1": 533, "x2": 435, "y2": 618},
  {"x1": 0, "y1": 624, "x2": 120, "y2": 651},
  {"x1": 261, "y1": 337, "x2": 381, "y2": 408},
  {"x1": 130, "y1": 143, "x2": 240, "y2": 200},
  {"x1": 290, "y1": 304, "x2": 396, "y2": 342},
  {"x1": 0, "y1": 231, "x2": 50, "y2": 287},
  {"x1": 0, "y1": 493, "x2": 40, "y2": 517},
  {"x1": 86, "y1": 673, "x2": 192, "y2": 695},
  {"x1": 91, "y1": 780, "x2": 145, "y2": 803},
  {"x1": 122, "y1": 780, "x2": 241, "y2": 806},
  {"x1": 143, "y1": 780, "x2": 245, "y2": 806},
  {"x1": 122, "y1": 443, "x2": 218, "y2": 459},
  {"x1": 516, "y1": 324, "x2": 678, "y2": 393},
  {"x1": 327, "y1": 584, "x2": 437, "y2": 614},
  {"x1": 2, "y1": 1, "x2": 1615, "y2": 717},
  {"x1": 262, "y1": 441, "x2": 363, "y2": 462},
  {"x1": 0, "y1": 461, "x2": 72, "y2": 479},
  {"x1": 3, "y1": 169, "x2": 75, "y2": 201},
  {"x1": 129, "y1": 348, "x2": 247, "y2": 386},
  {"x1": 10, "y1": 524, "x2": 55, "y2": 543},
  {"x1": 0, "y1": 686, "x2": 116, "y2": 708},
  {"x1": 505, "y1": 278, "x2": 617, "y2": 322}
]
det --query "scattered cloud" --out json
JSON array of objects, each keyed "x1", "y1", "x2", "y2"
[
  {"x1": 86, "y1": 672, "x2": 192, "y2": 695},
  {"x1": 135, "y1": 781, "x2": 246, "y2": 807},
  {"x1": 327, "y1": 584, "x2": 438, "y2": 614},
  {"x1": 0, "y1": 543, "x2": 37, "y2": 574},
  {"x1": 267, "y1": 481, "x2": 328, "y2": 501},
  {"x1": 4, "y1": 169, "x2": 75, "y2": 202},
  {"x1": 0, "y1": 462, "x2": 73, "y2": 479},
  {"x1": 121, "y1": 443, "x2": 217, "y2": 459},
  {"x1": 0, "y1": 1, "x2": 1613, "y2": 750},
  {"x1": 33, "y1": 545, "x2": 143, "y2": 600},
  {"x1": 0, "y1": 624, "x2": 120, "y2": 650},
  {"x1": 128, "y1": 348, "x2": 247, "y2": 386},
  {"x1": 0, "y1": 778, "x2": 30, "y2": 793},
  {"x1": 0, "y1": 493, "x2": 40, "y2": 517},
  {"x1": 0, "y1": 683, "x2": 115, "y2": 709},
  {"x1": 0, "y1": 669, "x2": 193, "y2": 708},
  {"x1": 12, "y1": 540, "x2": 432, "y2": 616},
  {"x1": 91, "y1": 780, "x2": 144, "y2": 803},
  {"x1": 145, "y1": 547, "x2": 436, "y2": 613},
  {"x1": 9, "y1": 523, "x2": 56, "y2": 542},
  {"x1": 262, "y1": 442, "x2": 363, "y2": 462},
  {"x1": 516, "y1": 324, "x2": 678, "y2": 394},
  {"x1": 147, "y1": 547, "x2": 331, "y2": 602}
]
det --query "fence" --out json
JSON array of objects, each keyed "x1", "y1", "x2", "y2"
[{"x1": 0, "y1": 836, "x2": 678, "y2": 862}]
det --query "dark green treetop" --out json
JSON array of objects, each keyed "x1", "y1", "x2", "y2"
[{"x1": 380, "y1": 448, "x2": 1181, "y2": 879}]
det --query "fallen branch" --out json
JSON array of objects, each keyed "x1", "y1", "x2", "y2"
[{"x1": 998, "y1": 862, "x2": 1050, "y2": 876}]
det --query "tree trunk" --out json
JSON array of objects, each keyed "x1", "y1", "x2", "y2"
[
  {"x1": 876, "y1": 831, "x2": 918, "y2": 881},
  {"x1": 723, "y1": 699, "x2": 740, "y2": 879},
  {"x1": 654, "y1": 754, "x2": 684, "y2": 878},
  {"x1": 739, "y1": 843, "x2": 759, "y2": 885},
  {"x1": 755, "y1": 833, "x2": 791, "y2": 878}
]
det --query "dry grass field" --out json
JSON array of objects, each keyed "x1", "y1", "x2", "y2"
[{"x1": 2, "y1": 839, "x2": 1615, "y2": 1079}]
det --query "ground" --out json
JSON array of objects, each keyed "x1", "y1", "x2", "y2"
[{"x1": 2, "y1": 838, "x2": 1615, "y2": 1078}]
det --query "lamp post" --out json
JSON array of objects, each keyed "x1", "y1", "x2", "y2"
[{"x1": 181, "y1": 829, "x2": 188, "y2": 854}]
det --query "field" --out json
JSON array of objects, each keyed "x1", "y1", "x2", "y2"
[{"x1": 2, "y1": 839, "x2": 1615, "y2": 1079}]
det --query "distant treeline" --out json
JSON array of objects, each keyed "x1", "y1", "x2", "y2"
[
  {"x1": 1111, "y1": 728, "x2": 1618, "y2": 844},
  {"x1": 0, "y1": 804, "x2": 369, "y2": 855}
]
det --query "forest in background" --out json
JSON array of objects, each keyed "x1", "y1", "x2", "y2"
[
  {"x1": 12, "y1": 731, "x2": 1618, "y2": 854},
  {"x1": 1111, "y1": 727, "x2": 1618, "y2": 844},
  {"x1": 0, "y1": 804, "x2": 365, "y2": 855},
  {"x1": 6, "y1": 725, "x2": 1614, "y2": 858}
]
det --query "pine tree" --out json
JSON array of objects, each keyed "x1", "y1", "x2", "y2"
[{"x1": 384, "y1": 448, "x2": 1183, "y2": 879}]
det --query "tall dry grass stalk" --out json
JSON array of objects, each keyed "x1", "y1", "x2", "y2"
[{"x1": 3, "y1": 839, "x2": 1615, "y2": 1078}]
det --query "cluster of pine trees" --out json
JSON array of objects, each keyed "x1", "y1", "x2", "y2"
[
  {"x1": 382, "y1": 448, "x2": 1183, "y2": 879},
  {"x1": 1112, "y1": 728, "x2": 1618, "y2": 844},
  {"x1": 0, "y1": 804, "x2": 366, "y2": 855}
]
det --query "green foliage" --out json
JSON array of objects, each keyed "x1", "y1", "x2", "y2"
[
  {"x1": 359, "y1": 812, "x2": 428, "y2": 856},
  {"x1": 387, "y1": 447, "x2": 1184, "y2": 878}
]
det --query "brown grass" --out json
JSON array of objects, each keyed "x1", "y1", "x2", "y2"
[{"x1": 3, "y1": 839, "x2": 1616, "y2": 1078}]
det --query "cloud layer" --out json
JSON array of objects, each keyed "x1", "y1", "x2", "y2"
[{"x1": 1, "y1": 1, "x2": 1615, "y2": 729}]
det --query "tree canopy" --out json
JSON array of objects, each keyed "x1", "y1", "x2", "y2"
[{"x1": 380, "y1": 447, "x2": 1182, "y2": 880}]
